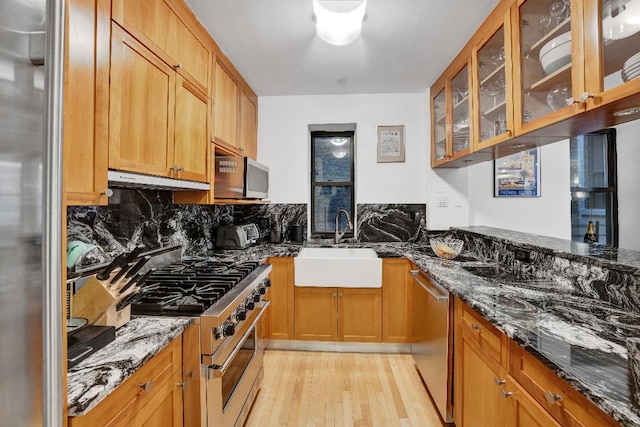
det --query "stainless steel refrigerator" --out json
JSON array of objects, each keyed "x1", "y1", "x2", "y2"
[{"x1": 0, "y1": 0, "x2": 64, "y2": 425}]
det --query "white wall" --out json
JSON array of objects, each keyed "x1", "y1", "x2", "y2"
[
  {"x1": 467, "y1": 142, "x2": 571, "y2": 239},
  {"x1": 257, "y1": 93, "x2": 430, "y2": 204},
  {"x1": 615, "y1": 119, "x2": 640, "y2": 250}
]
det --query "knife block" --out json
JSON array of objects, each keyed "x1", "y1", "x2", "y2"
[{"x1": 71, "y1": 275, "x2": 135, "y2": 326}]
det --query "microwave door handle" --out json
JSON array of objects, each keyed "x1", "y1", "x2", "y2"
[{"x1": 209, "y1": 301, "x2": 270, "y2": 378}]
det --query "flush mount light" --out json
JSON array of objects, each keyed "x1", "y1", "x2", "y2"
[
  {"x1": 613, "y1": 106, "x2": 640, "y2": 116},
  {"x1": 312, "y1": 0, "x2": 367, "y2": 47}
]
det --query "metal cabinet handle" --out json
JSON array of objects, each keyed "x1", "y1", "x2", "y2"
[
  {"x1": 578, "y1": 92, "x2": 594, "y2": 103},
  {"x1": 333, "y1": 291, "x2": 337, "y2": 297},
  {"x1": 471, "y1": 323, "x2": 481, "y2": 331},
  {"x1": 339, "y1": 291, "x2": 343, "y2": 297},
  {"x1": 175, "y1": 63, "x2": 184, "y2": 69},
  {"x1": 101, "y1": 189, "x2": 114, "y2": 198},
  {"x1": 494, "y1": 377, "x2": 506, "y2": 386},
  {"x1": 409, "y1": 270, "x2": 449, "y2": 302},
  {"x1": 177, "y1": 371, "x2": 194, "y2": 389},
  {"x1": 138, "y1": 380, "x2": 154, "y2": 393},
  {"x1": 544, "y1": 390, "x2": 563, "y2": 405},
  {"x1": 500, "y1": 389, "x2": 513, "y2": 399}
]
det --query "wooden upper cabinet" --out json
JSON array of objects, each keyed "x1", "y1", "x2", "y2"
[
  {"x1": 214, "y1": 59, "x2": 240, "y2": 149},
  {"x1": 64, "y1": 0, "x2": 109, "y2": 206},
  {"x1": 581, "y1": 0, "x2": 640, "y2": 116},
  {"x1": 472, "y1": 8, "x2": 513, "y2": 152},
  {"x1": 431, "y1": 85, "x2": 448, "y2": 166},
  {"x1": 111, "y1": 0, "x2": 210, "y2": 92},
  {"x1": 511, "y1": 0, "x2": 585, "y2": 136},
  {"x1": 174, "y1": 76, "x2": 209, "y2": 182},
  {"x1": 109, "y1": 25, "x2": 175, "y2": 177},
  {"x1": 239, "y1": 87, "x2": 258, "y2": 159}
]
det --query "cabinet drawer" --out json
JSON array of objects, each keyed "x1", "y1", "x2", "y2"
[
  {"x1": 458, "y1": 301, "x2": 505, "y2": 365},
  {"x1": 69, "y1": 337, "x2": 182, "y2": 427},
  {"x1": 509, "y1": 342, "x2": 618, "y2": 427}
]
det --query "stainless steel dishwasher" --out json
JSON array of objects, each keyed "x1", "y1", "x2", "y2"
[{"x1": 410, "y1": 269, "x2": 454, "y2": 423}]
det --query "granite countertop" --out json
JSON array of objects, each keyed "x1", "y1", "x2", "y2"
[
  {"x1": 210, "y1": 240, "x2": 640, "y2": 425},
  {"x1": 66, "y1": 232, "x2": 640, "y2": 425},
  {"x1": 67, "y1": 317, "x2": 192, "y2": 417}
]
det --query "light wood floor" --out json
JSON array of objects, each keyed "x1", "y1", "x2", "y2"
[{"x1": 245, "y1": 350, "x2": 447, "y2": 427}]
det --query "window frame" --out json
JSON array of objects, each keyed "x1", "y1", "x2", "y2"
[
  {"x1": 310, "y1": 130, "x2": 355, "y2": 238},
  {"x1": 569, "y1": 128, "x2": 618, "y2": 246}
]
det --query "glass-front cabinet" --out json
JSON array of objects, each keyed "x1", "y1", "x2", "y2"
[
  {"x1": 430, "y1": 63, "x2": 472, "y2": 167},
  {"x1": 583, "y1": 0, "x2": 640, "y2": 108},
  {"x1": 432, "y1": 88, "x2": 447, "y2": 164},
  {"x1": 473, "y1": 12, "x2": 512, "y2": 151},
  {"x1": 513, "y1": 0, "x2": 584, "y2": 134}
]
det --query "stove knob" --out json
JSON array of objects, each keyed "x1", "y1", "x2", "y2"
[
  {"x1": 258, "y1": 286, "x2": 267, "y2": 295},
  {"x1": 236, "y1": 307, "x2": 247, "y2": 321},
  {"x1": 253, "y1": 293, "x2": 261, "y2": 302},
  {"x1": 264, "y1": 278, "x2": 271, "y2": 287},
  {"x1": 214, "y1": 327, "x2": 223, "y2": 340},
  {"x1": 246, "y1": 300, "x2": 255, "y2": 310},
  {"x1": 223, "y1": 321, "x2": 235, "y2": 337}
]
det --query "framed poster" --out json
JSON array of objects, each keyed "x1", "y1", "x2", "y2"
[
  {"x1": 494, "y1": 148, "x2": 540, "y2": 197},
  {"x1": 377, "y1": 125, "x2": 405, "y2": 162}
]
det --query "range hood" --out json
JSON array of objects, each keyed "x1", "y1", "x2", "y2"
[{"x1": 108, "y1": 170, "x2": 210, "y2": 191}]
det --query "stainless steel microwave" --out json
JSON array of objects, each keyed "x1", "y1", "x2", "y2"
[{"x1": 214, "y1": 156, "x2": 269, "y2": 199}]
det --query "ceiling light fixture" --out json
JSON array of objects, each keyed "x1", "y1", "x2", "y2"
[{"x1": 312, "y1": 0, "x2": 367, "y2": 47}]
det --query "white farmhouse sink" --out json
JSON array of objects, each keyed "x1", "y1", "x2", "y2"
[{"x1": 294, "y1": 247, "x2": 382, "y2": 288}]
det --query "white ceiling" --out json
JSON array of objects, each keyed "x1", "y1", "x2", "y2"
[{"x1": 186, "y1": 0, "x2": 501, "y2": 96}]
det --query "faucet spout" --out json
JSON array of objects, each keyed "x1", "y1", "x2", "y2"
[{"x1": 334, "y1": 209, "x2": 353, "y2": 244}]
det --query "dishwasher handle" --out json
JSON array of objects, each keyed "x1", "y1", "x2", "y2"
[{"x1": 410, "y1": 270, "x2": 449, "y2": 303}]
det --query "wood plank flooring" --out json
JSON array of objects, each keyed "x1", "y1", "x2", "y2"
[{"x1": 245, "y1": 350, "x2": 447, "y2": 427}]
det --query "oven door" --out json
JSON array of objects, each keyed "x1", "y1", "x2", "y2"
[{"x1": 205, "y1": 301, "x2": 268, "y2": 427}]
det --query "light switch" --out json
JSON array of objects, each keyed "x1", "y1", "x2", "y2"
[{"x1": 437, "y1": 194, "x2": 449, "y2": 207}]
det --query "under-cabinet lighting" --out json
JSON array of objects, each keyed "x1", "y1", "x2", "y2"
[
  {"x1": 509, "y1": 143, "x2": 527, "y2": 149},
  {"x1": 613, "y1": 106, "x2": 640, "y2": 116}
]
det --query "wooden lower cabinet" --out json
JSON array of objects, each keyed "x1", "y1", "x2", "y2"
[
  {"x1": 382, "y1": 258, "x2": 412, "y2": 343},
  {"x1": 454, "y1": 297, "x2": 619, "y2": 427},
  {"x1": 455, "y1": 325, "x2": 507, "y2": 427},
  {"x1": 294, "y1": 286, "x2": 381, "y2": 342},
  {"x1": 69, "y1": 337, "x2": 183, "y2": 427},
  {"x1": 181, "y1": 324, "x2": 201, "y2": 427},
  {"x1": 265, "y1": 257, "x2": 294, "y2": 340}
]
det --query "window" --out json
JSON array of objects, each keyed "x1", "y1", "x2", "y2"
[
  {"x1": 310, "y1": 131, "x2": 355, "y2": 237},
  {"x1": 570, "y1": 129, "x2": 618, "y2": 246}
]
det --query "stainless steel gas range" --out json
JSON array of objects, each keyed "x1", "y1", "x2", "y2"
[{"x1": 121, "y1": 247, "x2": 272, "y2": 427}]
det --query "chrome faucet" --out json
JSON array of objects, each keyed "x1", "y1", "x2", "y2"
[{"x1": 334, "y1": 209, "x2": 354, "y2": 244}]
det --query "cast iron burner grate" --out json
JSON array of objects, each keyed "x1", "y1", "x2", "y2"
[{"x1": 126, "y1": 260, "x2": 262, "y2": 316}]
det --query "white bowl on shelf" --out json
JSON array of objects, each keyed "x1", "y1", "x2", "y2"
[{"x1": 539, "y1": 31, "x2": 572, "y2": 75}]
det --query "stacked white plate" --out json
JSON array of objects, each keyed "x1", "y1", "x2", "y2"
[{"x1": 622, "y1": 52, "x2": 640, "y2": 82}]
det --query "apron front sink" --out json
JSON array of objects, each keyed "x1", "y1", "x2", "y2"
[{"x1": 294, "y1": 248, "x2": 382, "y2": 288}]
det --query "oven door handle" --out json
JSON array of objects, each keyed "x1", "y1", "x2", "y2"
[
  {"x1": 210, "y1": 300, "x2": 270, "y2": 378},
  {"x1": 410, "y1": 270, "x2": 449, "y2": 302}
]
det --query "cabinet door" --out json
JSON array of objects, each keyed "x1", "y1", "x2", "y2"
[
  {"x1": 214, "y1": 60, "x2": 239, "y2": 149},
  {"x1": 583, "y1": 0, "x2": 640, "y2": 111},
  {"x1": 239, "y1": 88, "x2": 258, "y2": 159},
  {"x1": 109, "y1": 25, "x2": 175, "y2": 177},
  {"x1": 431, "y1": 85, "x2": 448, "y2": 166},
  {"x1": 450, "y1": 64, "x2": 472, "y2": 159},
  {"x1": 174, "y1": 76, "x2": 208, "y2": 182},
  {"x1": 112, "y1": 0, "x2": 210, "y2": 92},
  {"x1": 455, "y1": 327, "x2": 507, "y2": 427},
  {"x1": 382, "y1": 259, "x2": 411, "y2": 342},
  {"x1": 64, "y1": 0, "x2": 109, "y2": 206},
  {"x1": 338, "y1": 288, "x2": 382, "y2": 342},
  {"x1": 504, "y1": 377, "x2": 561, "y2": 427},
  {"x1": 181, "y1": 324, "x2": 201, "y2": 427},
  {"x1": 294, "y1": 287, "x2": 337, "y2": 341},
  {"x1": 266, "y1": 257, "x2": 295, "y2": 340},
  {"x1": 473, "y1": 10, "x2": 513, "y2": 152},
  {"x1": 512, "y1": 0, "x2": 585, "y2": 135}
]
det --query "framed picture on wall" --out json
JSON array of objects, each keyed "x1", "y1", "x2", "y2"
[
  {"x1": 377, "y1": 125, "x2": 405, "y2": 162},
  {"x1": 494, "y1": 148, "x2": 541, "y2": 197}
]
